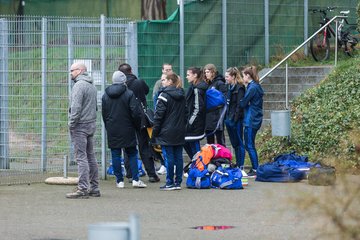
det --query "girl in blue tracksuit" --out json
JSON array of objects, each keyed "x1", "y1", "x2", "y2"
[
  {"x1": 224, "y1": 67, "x2": 246, "y2": 169},
  {"x1": 239, "y1": 66, "x2": 264, "y2": 177}
]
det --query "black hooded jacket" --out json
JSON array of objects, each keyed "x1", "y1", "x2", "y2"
[
  {"x1": 125, "y1": 73, "x2": 149, "y2": 107},
  {"x1": 152, "y1": 86, "x2": 186, "y2": 146},
  {"x1": 185, "y1": 80, "x2": 208, "y2": 140},
  {"x1": 101, "y1": 84, "x2": 142, "y2": 148},
  {"x1": 205, "y1": 74, "x2": 227, "y2": 131}
]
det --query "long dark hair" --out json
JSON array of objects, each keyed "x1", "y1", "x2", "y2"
[
  {"x1": 187, "y1": 67, "x2": 203, "y2": 85},
  {"x1": 242, "y1": 65, "x2": 259, "y2": 83}
]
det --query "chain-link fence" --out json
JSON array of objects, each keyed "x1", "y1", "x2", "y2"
[
  {"x1": 0, "y1": 15, "x2": 136, "y2": 184},
  {"x1": 0, "y1": 0, "x2": 358, "y2": 185}
]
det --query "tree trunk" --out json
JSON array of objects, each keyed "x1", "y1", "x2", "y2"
[{"x1": 141, "y1": 0, "x2": 167, "y2": 20}]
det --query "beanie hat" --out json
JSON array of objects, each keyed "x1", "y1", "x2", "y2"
[{"x1": 112, "y1": 71, "x2": 127, "y2": 84}]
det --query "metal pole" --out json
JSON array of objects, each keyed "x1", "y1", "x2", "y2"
[
  {"x1": 0, "y1": 19, "x2": 9, "y2": 169},
  {"x1": 67, "y1": 23, "x2": 74, "y2": 164},
  {"x1": 63, "y1": 155, "x2": 68, "y2": 178},
  {"x1": 222, "y1": 0, "x2": 227, "y2": 72},
  {"x1": 304, "y1": 0, "x2": 308, "y2": 56},
  {"x1": 285, "y1": 62, "x2": 289, "y2": 109},
  {"x1": 264, "y1": 0, "x2": 269, "y2": 65},
  {"x1": 128, "y1": 22, "x2": 138, "y2": 77},
  {"x1": 179, "y1": 0, "x2": 184, "y2": 85},
  {"x1": 335, "y1": 20, "x2": 338, "y2": 66},
  {"x1": 129, "y1": 214, "x2": 140, "y2": 240},
  {"x1": 41, "y1": 17, "x2": 47, "y2": 172},
  {"x1": 100, "y1": 15, "x2": 107, "y2": 180}
]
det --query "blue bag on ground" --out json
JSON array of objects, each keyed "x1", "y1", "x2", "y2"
[
  {"x1": 206, "y1": 87, "x2": 226, "y2": 111},
  {"x1": 210, "y1": 167, "x2": 243, "y2": 189},
  {"x1": 186, "y1": 168, "x2": 211, "y2": 189},
  {"x1": 256, "y1": 151, "x2": 316, "y2": 182}
]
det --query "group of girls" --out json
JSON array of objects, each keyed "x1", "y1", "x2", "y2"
[{"x1": 151, "y1": 64, "x2": 263, "y2": 190}]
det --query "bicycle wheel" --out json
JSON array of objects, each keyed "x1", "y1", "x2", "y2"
[
  {"x1": 310, "y1": 32, "x2": 330, "y2": 61},
  {"x1": 343, "y1": 34, "x2": 358, "y2": 57}
]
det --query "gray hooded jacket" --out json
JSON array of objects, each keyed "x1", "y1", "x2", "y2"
[{"x1": 69, "y1": 72, "x2": 97, "y2": 128}]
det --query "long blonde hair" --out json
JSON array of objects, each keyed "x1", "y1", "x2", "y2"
[{"x1": 226, "y1": 67, "x2": 243, "y2": 85}]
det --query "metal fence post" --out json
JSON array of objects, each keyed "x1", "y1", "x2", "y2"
[
  {"x1": 128, "y1": 22, "x2": 138, "y2": 77},
  {"x1": 0, "y1": 18, "x2": 9, "y2": 169},
  {"x1": 304, "y1": 0, "x2": 308, "y2": 56},
  {"x1": 100, "y1": 14, "x2": 107, "y2": 180},
  {"x1": 179, "y1": 0, "x2": 185, "y2": 84},
  {"x1": 222, "y1": 0, "x2": 227, "y2": 72},
  {"x1": 264, "y1": 0, "x2": 269, "y2": 65},
  {"x1": 41, "y1": 17, "x2": 48, "y2": 172}
]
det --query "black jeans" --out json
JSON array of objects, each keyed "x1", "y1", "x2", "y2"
[{"x1": 124, "y1": 128, "x2": 157, "y2": 178}]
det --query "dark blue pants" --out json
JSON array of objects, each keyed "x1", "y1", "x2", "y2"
[
  {"x1": 161, "y1": 145, "x2": 183, "y2": 185},
  {"x1": 183, "y1": 140, "x2": 200, "y2": 160},
  {"x1": 111, "y1": 147, "x2": 139, "y2": 182},
  {"x1": 225, "y1": 119, "x2": 245, "y2": 168},
  {"x1": 244, "y1": 127, "x2": 259, "y2": 170}
]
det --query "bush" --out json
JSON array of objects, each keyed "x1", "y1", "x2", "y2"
[{"x1": 258, "y1": 57, "x2": 360, "y2": 172}]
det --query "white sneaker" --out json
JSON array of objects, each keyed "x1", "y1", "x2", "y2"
[
  {"x1": 132, "y1": 180, "x2": 147, "y2": 188},
  {"x1": 116, "y1": 181, "x2": 124, "y2": 188},
  {"x1": 157, "y1": 165, "x2": 167, "y2": 175}
]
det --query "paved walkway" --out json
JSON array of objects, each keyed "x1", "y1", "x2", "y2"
[{"x1": 0, "y1": 175, "x2": 327, "y2": 240}]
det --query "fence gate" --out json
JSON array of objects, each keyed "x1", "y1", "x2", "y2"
[{"x1": 0, "y1": 15, "x2": 137, "y2": 185}]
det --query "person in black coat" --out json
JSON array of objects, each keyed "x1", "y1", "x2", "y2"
[
  {"x1": 224, "y1": 67, "x2": 246, "y2": 168},
  {"x1": 184, "y1": 67, "x2": 207, "y2": 160},
  {"x1": 152, "y1": 72, "x2": 186, "y2": 190},
  {"x1": 204, "y1": 63, "x2": 227, "y2": 146},
  {"x1": 102, "y1": 71, "x2": 147, "y2": 188},
  {"x1": 118, "y1": 63, "x2": 160, "y2": 183}
]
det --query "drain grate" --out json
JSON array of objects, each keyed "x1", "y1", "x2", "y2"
[{"x1": 192, "y1": 225, "x2": 235, "y2": 230}]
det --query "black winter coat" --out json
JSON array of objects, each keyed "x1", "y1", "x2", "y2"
[
  {"x1": 226, "y1": 83, "x2": 245, "y2": 122},
  {"x1": 185, "y1": 80, "x2": 208, "y2": 141},
  {"x1": 152, "y1": 86, "x2": 186, "y2": 146},
  {"x1": 205, "y1": 74, "x2": 227, "y2": 131},
  {"x1": 125, "y1": 73, "x2": 151, "y2": 128},
  {"x1": 101, "y1": 84, "x2": 142, "y2": 149}
]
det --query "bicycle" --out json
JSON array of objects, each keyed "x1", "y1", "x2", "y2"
[{"x1": 309, "y1": 7, "x2": 359, "y2": 62}]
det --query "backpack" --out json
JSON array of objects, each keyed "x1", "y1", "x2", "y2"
[
  {"x1": 211, "y1": 144, "x2": 232, "y2": 160},
  {"x1": 186, "y1": 168, "x2": 211, "y2": 189},
  {"x1": 210, "y1": 167, "x2": 243, "y2": 189},
  {"x1": 192, "y1": 144, "x2": 215, "y2": 171},
  {"x1": 206, "y1": 87, "x2": 226, "y2": 112}
]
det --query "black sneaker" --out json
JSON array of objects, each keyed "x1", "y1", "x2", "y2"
[
  {"x1": 66, "y1": 189, "x2": 89, "y2": 199},
  {"x1": 149, "y1": 176, "x2": 160, "y2": 183},
  {"x1": 160, "y1": 184, "x2": 175, "y2": 191},
  {"x1": 174, "y1": 183, "x2": 182, "y2": 190},
  {"x1": 247, "y1": 169, "x2": 257, "y2": 179},
  {"x1": 88, "y1": 189, "x2": 101, "y2": 197}
]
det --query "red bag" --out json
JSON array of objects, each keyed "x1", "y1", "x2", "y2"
[{"x1": 211, "y1": 144, "x2": 232, "y2": 160}]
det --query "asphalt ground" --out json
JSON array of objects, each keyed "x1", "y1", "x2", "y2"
[{"x1": 0, "y1": 172, "x2": 337, "y2": 240}]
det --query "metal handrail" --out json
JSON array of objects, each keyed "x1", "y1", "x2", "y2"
[
  {"x1": 259, "y1": 15, "x2": 347, "y2": 110},
  {"x1": 259, "y1": 15, "x2": 347, "y2": 84}
]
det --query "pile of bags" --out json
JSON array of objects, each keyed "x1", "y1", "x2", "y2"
[
  {"x1": 256, "y1": 151, "x2": 336, "y2": 186},
  {"x1": 184, "y1": 144, "x2": 247, "y2": 190}
]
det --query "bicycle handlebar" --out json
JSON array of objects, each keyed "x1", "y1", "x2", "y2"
[{"x1": 309, "y1": 6, "x2": 337, "y2": 14}]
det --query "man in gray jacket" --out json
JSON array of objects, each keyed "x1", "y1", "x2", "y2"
[{"x1": 66, "y1": 62, "x2": 100, "y2": 199}]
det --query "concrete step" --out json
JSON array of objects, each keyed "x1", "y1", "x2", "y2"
[
  {"x1": 261, "y1": 75, "x2": 326, "y2": 85},
  {"x1": 260, "y1": 66, "x2": 333, "y2": 78},
  {"x1": 260, "y1": 66, "x2": 333, "y2": 125},
  {"x1": 262, "y1": 83, "x2": 314, "y2": 93}
]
